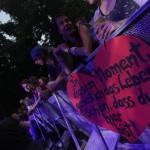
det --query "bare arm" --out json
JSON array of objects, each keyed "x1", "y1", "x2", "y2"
[
  {"x1": 28, "y1": 97, "x2": 41, "y2": 115},
  {"x1": 36, "y1": 86, "x2": 43, "y2": 98},
  {"x1": 74, "y1": 25, "x2": 93, "y2": 56},
  {"x1": 46, "y1": 71, "x2": 67, "y2": 92}
]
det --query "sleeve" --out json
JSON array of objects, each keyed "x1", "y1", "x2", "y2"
[{"x1": 120, "y1": 0, "x2": 140, "y2": 19}]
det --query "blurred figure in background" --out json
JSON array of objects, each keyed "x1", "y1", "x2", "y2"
[{"x1": 0, "y1": 105, "x2": 44, "y2": 150}]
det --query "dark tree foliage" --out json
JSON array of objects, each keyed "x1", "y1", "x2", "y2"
[{"x1": 0, "y1": 0, "x2": 95, "y2": 109}]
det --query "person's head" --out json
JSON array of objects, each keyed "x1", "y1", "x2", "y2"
[
  {"x1": 20, "y1": 76, "x2": 38, "y2": 92},
  {"x1": 55, "y1": 15, "x2": 75, "y2": 38},
  {"x1": 31, "y1": 46, "x2": 54, "y2": 66},
  {"x1": 30, "y1": 46, "x2": 48, "y2": 66},
  {"x1": 21, "y1": 80, "x2": 34, "y2": 93}
]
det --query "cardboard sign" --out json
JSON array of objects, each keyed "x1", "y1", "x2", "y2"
[{"x1": 67, "y1": 35, "x2": 150, "y2": 142}]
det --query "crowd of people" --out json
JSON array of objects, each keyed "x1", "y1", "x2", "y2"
[{"x1": 0, "y1": 0, "x2": 144, "y2": 149}]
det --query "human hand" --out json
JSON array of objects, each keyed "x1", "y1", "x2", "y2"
[
  {"x1": 59, "y1": 43, "x2": 70, "y2": 53},
  {"x1": 94, "y1": 21, "x2": 120, "y2": 41}
]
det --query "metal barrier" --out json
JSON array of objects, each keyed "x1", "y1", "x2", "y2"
[{"x1": 39, "y1": 2, "x2": 150, "y2": 149}]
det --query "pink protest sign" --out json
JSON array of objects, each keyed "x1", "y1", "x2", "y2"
[{"x1": 67, "y1": 35, "x2": 150, "y2": 142}]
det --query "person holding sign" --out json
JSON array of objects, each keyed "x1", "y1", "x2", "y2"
[{"x1": 87, "y1": 0, "x2": 140, "y2": 42}]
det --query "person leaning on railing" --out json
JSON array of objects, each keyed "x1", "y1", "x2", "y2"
[
  {"x1": 87, "y1": 0, "x2": 140, "y2": 42},
  {"x1": 53, "y1": 15, "x2": 99, "y2": 71}
]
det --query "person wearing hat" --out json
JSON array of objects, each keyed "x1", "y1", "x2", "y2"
[{"x1": 30, "y1": 46, "x2": 68, "y2": 91}]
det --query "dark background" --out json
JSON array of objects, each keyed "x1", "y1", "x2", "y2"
[{"x1": 0, "y1": 0, "x2": 96, "y2": 113}]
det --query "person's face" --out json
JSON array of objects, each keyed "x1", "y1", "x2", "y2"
[
  {"x1": 34, "y1": 56, "x2": 44, "y2": 66},
  {"x1": 22, "y1": 83, "x2": 34, "y2": 92},
  {"x1": 86, "y1": 0, "x2": 97, "y2": 5},
  {"x1": 56, "y1": 16, "x2": 75, "y2": 37}
]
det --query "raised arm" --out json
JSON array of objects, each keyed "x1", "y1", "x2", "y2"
[
  {"x1": 46, "y1": 71, "x2": 67, "y2": 92},
  {"x1": 58, "y1": 25, "x2": 93, "y2": 57},
  {"x1": 74, "y1": 24, "x2": 93, "y2": 56}
]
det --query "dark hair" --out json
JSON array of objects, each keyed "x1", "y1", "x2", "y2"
[
  {"x1": 20, "y1": 76, "x2": 39, "y2": 86},
  {"x1": 75, "y1": 17, "x2": 86, "y2": 23},
  {"x1": 39, "y1": 76, "x2": 49, "y2": 85},
  {"x1": 20, "y1": 78, "x2": 31, "y2": 85},
  {"x1": 53, "y1": 14, "x2": 67, "y2": 30}
]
